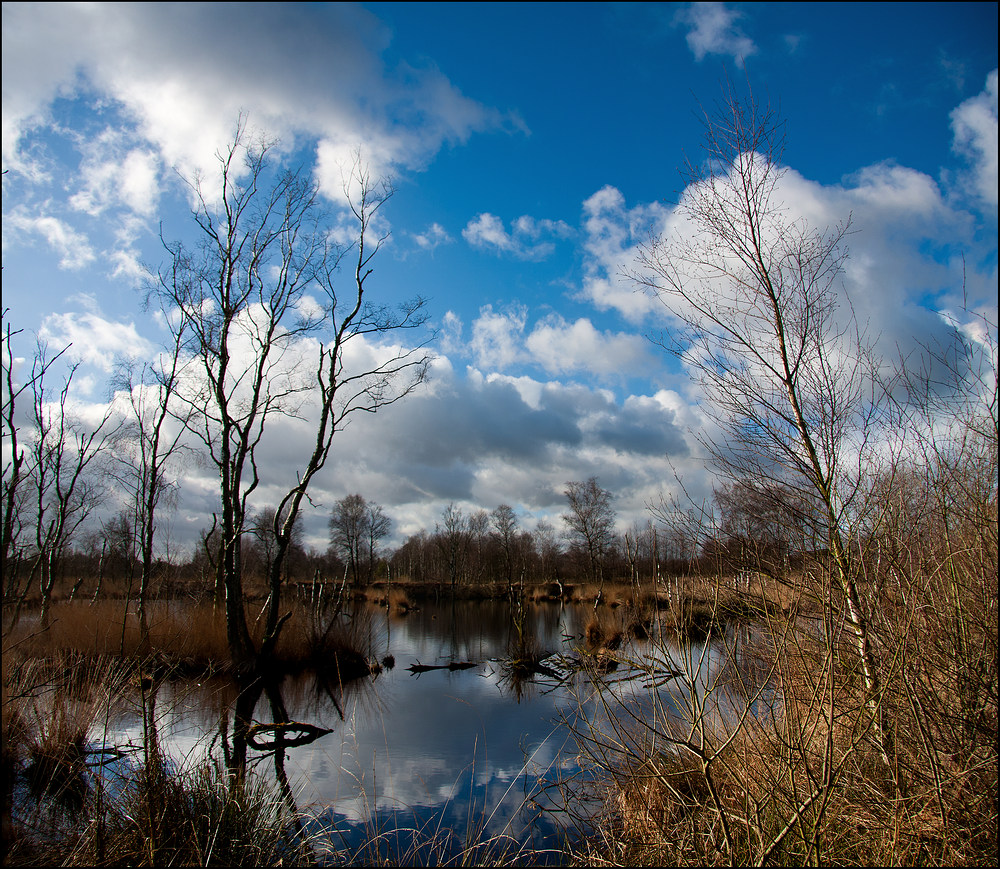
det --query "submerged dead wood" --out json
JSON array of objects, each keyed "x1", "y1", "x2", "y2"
[
  {"x1": 246, "y1": 721, "x2": 333, "y2": 751},
  {"x1": 406, "y1": 660, "x2": 477, "y2": 673}
]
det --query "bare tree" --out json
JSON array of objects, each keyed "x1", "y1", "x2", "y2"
[
  {"x1": 329, "y1": 493, "x2": 390, "y2": 584},
  {"x1": 562, "y1": 477, "x2": 616, "y2": 590},
  {"x1": 107, "y1": 321, "x2": 190, "y2": 626},
  {"x1": 250, "y1": 504, "x2": 304, "y2": 580},
  {"x1": 467, "y1": 508, "x2": 490, "y2": 585},
  {"x1": 2, "y1": 312, "x2": 68, "y2": 608},
  {"x1": 532, "y1": 519, "x2": 562, "y2": 588},
  {"x1": 631, "y1": 83, "x2": 897, "y2": 768},
  {"x1": 23, "y1": 343, "x2": 118, "y2": 625},
  {"x1": 622, "y1": 519, "x2": 661, "y2": 587},
  {"x1": 435, "y1": 502, "x2": 470, "y2": 591},
  {"x1": 364, "y1": 500, "x2": 391, "y2": 582},
  {"x1": 329, "y1": 493, "x2": 367, "y2": 583},
  {"x1": 713, "y1": 479, "x2": 811, "y2": 583},
  {"x1": 491, "y1": 503, "x2": 520, "y2": 595},
  {"x1": 156, "y1": 121, "x2": 428, "y2": 671}
]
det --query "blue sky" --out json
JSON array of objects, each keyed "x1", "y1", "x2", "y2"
[{"x1": 2, "y1": 2, "x2": 997, "y2": 554}]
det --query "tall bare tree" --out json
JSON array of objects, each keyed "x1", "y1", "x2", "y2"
[
  {"x1": 562, "y1": 477, "x2": 616, "y2": 589},
  {"x1": 631, "y1": 83, "x2": 897, "y2": 768},
  {"x1": 157, "y1": 121, "x2": 428, "y2": 671},
  {"x1": 490, "y1": 503, "x2": 520, "y2": 595},
  {"x1": 435, "y1": 502, "x2": 470, "y2": 591},
  {"x1": 364, "y1": 500, "x2": 391, "y2": 582},
  {"x1": 329, "y1": 493, "x2": 389, "y2": 584},
  {"x1": 2, "y1": 313, "x2": 68, "y2": 608},
  {"x1": 107, "y1": 321, "x2": 190, "y2": 627},
  {"x1": 23, "y1": 343, "x2": 118, "y2": 625}
]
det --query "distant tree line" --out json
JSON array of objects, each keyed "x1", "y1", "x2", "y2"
[{"x1": 2, "y1": 444, "x2": 841, "y2": 615}]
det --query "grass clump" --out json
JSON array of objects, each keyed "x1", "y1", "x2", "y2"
[
  {"x1": 5, "y1": 753, "x2": 305, "y2": 867},
  {"x1": 85, "y1": 757, "x2": 300, "y2": 867}
]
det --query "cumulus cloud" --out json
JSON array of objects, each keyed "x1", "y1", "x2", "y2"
[
  {"x1": 458, "y1": 304, "x2": 659, "y2": 382},
  {"x1": 462, "y1": 212, "x2": 572, "y2": 260},
  {"x1": 4, "y1": 210, "x2": 95, "y2": 270},
  {"x1": 2, "y1": 3, "x2": 515, "y2": 200},
  {"x1": 40, "y1": 310, "x2": 155, "y2": 373},
  {"x1": 69, "y1": 131, "x2": 161, "y2": 218},
  {"x1": 583, "y1": 154, "x2": 974, "y2": 367},
  {"x1": 409, "y1": 222, "x2": 453, "y2": 252},
  {"x1": 950, "y1": 69, "x2": 998, "y2": 209},
  {"x1": 577, "y1": 185, "x2": 670, "y2": 322},
  {"x1": 524, "y1": 315, "x2": 655, "y2": 378},
  {"x1": 303, "y1": 356, "x2": 693, "y2": 540},
  {"x1": 470, "y1": 304, "x2": 528, "y2": 370},
  {"x1": 676, "y1": 2, "x2": 757, "y2": 64}
]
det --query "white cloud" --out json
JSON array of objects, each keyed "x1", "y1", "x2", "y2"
[
  {"x1": 463, "y1": 213, "x2": 513, "y2": 252},
  {"x1": 40, "y1": 310, "x2": 155, "y2": 372},
  {"x1": 842, "y1": 162, "x2": 947, "y2": 221},
  {"x1": 524, "y1": 315, "x2": 655, "y2": 378},
  {"x1": 410, "y1": 222, "x2": 453, "y2": 252},
  {"x1": 2, "y1": 3, "x2": 514, "y2": 200},
  {"x1": 438, "y1": 310, "x2": 464, "y2": 355},
  {"x1": 951, "y1": 69, "x2": 998, "y2": 209},
  {"x1": 470, "y1": 304, "x2": 527, "y2": 370},
  {"x1": 588, "y1": 151, "x2": 978, "y2": 366},
  {"x1": 578, "y1": 185, "x2": 670, "y2": 322},
  {"x1": 109, "y1": 245, "x2": 152, "y2": 285},
  {"x1": 69, "y1": 129, "x2": 161, "y2": 218},
  {"x1": 459, "y1": 305, "x2": 657, "y2": 382},
  {"x1": 4, "y1": 210, "x2": 95, "y2": 270},
  {"x1": 676, "y1": 2, "x2": 757, "y2": 64},
  {"x1": 462, "y1": 212, "x2": 572, "y2": 260}
]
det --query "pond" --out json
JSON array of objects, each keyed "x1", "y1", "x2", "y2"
[{"x1": 17, "y1": 597, "x2": 771, "y2": 864}]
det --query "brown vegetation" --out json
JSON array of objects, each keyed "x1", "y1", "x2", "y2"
[{"x1": 4, "y1": 598, "x2": 375, "y2": 682}]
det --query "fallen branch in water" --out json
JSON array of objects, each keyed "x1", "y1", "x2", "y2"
[
  {"x1": 406, "y1": 660, "x2": 477, "y2": 674},
  {"x1": 246, "y1": 721, "x2": 333, "y2": 750}
]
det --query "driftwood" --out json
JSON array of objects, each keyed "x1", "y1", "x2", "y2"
[
  {"x1": 246, "y1": 721, "x2": 333, "y2": 750},
  {"x1": 406, "y1": 660, "x2": 477, "y2": 674}
]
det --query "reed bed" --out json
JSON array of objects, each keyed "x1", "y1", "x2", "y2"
[{"x1": 4, "y1": 597, "x2": 377, "y2": 681}]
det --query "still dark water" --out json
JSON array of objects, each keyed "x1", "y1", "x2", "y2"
[{"x1": 82, "y1": 598, "x2": 761, "y2": 864}]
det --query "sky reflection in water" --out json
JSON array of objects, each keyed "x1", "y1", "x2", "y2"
[{"x1": 96, "y1": 599, "x2": 760, "y2": 862}]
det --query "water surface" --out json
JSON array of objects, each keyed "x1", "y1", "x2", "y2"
[{"x1": 84, "y1": 597, "x2": 761, "y2": 863}]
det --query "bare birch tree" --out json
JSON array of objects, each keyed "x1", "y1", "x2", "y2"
[
  {"x1": 23, "y1": 343, "x2": 118, "y2": 625},
  {"x1": 631, "y1": 84, "x2": 897, "y2": 768},
  {"x1": 107, "y1": 321, "x2": 190, "y2": 631},
  {"x1": 562, "y1": 477, "x2": 616, "y2": 590},
  {"x1": 157, "y1": 121, "x2": 428, "y2": 671},
  {"x1": 1, "y1": 313, "x2": 66, "y2": 609},
  {"x1": 329, "y1": 493, "x2": 389, "y2": 585}
]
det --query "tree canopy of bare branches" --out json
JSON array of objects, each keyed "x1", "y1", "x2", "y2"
[
  {"x1": 562, "y1": 477, "x2": 617, "y2": 588},
  {"x1": 155, "y1": 121, "x2": 429, "y2": 670},
  {"x1": 631, "y1": 83, "x2": 898, "y2": 767}
]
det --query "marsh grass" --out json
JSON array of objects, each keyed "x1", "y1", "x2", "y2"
[
  {"x1": 6, "y1": 597, "x2": 378, "y2": 682},
  {"x1": 335, "y1": 816, "x2": 549, "y2": 867},
  {"x1": 357, "y1": 585, "x2": 414, "y2": 615},
  {"x1": 6, "y1": 749, "x2": 305, "y2": 867},
  {"x1": 563, "y1": 573, "x2": 997, "y2": 868},
  {"x1": 1, "y1": 598, "x2": 383, "y2": 865},
  {"x1": 1, "y1": 639, "x2": 333, "y2": 867}
]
